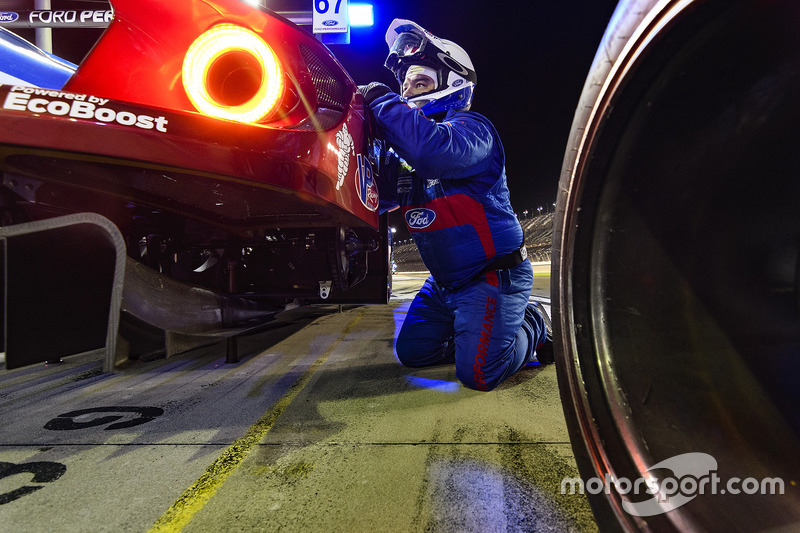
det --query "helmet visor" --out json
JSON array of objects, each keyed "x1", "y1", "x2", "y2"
[{"x1": 384, "y1": 31, "x2": 427, "y2": 74}]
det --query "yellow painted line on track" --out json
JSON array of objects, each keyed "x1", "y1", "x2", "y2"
[{"x1": 148, "y1": 308, "x2": 366, "y2": 533}]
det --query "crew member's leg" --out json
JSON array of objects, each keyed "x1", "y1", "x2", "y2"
[
  {"x1": 395, "y1": 276, "x2": 456, "y2": 367},
  {"x1": 452, "y1": 261, "x2": 546, "y2": 391}
]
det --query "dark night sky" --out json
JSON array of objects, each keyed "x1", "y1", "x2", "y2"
[{"x1": 10, "y1": 0, "x2": 619, "y2": 213}]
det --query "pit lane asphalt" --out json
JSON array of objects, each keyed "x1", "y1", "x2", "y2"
[{"x1": 0, "y1": 263, "x2": 597, "y2": 532}]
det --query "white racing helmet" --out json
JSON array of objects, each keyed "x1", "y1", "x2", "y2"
[{"x1": 384, "y1": 19, "x2": 476, "y2": 116}]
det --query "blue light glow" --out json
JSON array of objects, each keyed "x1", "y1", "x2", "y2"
[
  {"x1": 349, "y1": 4, "x2": 374, "y2": 27},
  {"x1": 406, "y1": 376, "x2": 461, "y2": 393}
]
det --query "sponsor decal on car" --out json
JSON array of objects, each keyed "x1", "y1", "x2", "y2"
[
  {"x1": 2, "y1": 86, "x2": 169, "y2": 132},
  {"x1": 28, "y1": 10, "x2": 113, "y2": 25},
  {"x1": 355, "y1": 154, "x2": 378, "y2": 211},
  {"x1": 405, "y1": 208, "x2": 436, "y2": 229},
  {"x1": 335, "y1": 123, "x2": 354, "y2": 191}
]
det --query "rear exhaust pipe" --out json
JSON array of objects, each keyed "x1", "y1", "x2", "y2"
[{"x1": 122, "y1": 258, "x2": 277, "y2": 335}]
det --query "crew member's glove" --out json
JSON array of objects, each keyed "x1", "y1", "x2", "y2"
[{"x1": 358, "y1": 82, "x2": 393, "y2": 106}]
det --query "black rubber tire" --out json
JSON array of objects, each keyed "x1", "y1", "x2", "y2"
[
  {"x1": 553, "y1": 0, "x2": 800, "y2": 530},
  {"x1": 329, "y1": 226, "x2": 350, "y2": 292}
]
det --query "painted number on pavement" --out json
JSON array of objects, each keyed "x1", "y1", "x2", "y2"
[
  {"x1": 44, "y1": 406, "x2": 164, "y2": 431},
  {"x1": 0, "y1": 462, "x2": 66, "y2": 504}
]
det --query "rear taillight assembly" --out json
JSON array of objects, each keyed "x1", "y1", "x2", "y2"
[
  {"x1": 182, "y1": 24, "x2": 283, "y2": 124},
  {"x1": 62, "y1": 0, "x2": 353, "y2": 130}
]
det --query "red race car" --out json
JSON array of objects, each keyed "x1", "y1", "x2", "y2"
[{"x1": 0, "y1": 0, "x2": 390, "y2": 352}]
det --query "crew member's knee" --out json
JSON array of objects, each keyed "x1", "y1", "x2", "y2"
[
  {"x1": 395, "y1": 335, "x2": 415, "y2": 367},
  {"x1": 456, "y1": 364, "x2": 500, "y2": 392},
  {"x1": 395, "y1": 331, "x2": 426, "y2": 367}
]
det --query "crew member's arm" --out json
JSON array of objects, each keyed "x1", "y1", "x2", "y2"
[
  {"x1": 376, "y1": 145, "x2": 401, "y2": 214},
  {"x1": 359, "y1": 83, "x2": 494, "y2": 179}
]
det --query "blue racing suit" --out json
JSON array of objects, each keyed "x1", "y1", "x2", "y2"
[{"x1": 368, "y1": 91, "x2": 547, "y2": 391}]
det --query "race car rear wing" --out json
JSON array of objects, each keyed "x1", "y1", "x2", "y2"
[
  {"x1": 0, "y1": 26, "x2": 75, "y2": 88},
  {"x1": 0, "y1": 8, "x2": 312, "y2": 29}
]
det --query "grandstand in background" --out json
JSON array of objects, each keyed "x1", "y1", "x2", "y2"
[{"x1": 392, "y1": 213, "x2": 554, "y2": 272}]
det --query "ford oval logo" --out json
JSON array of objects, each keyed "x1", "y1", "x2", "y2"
[
  {"x1": 322, "y1": 19, "x2": 338, "y2": 27},
  {"x1": 0, "y1": 12, "x2": 19, "y2": 22},
  {"x1": 405, "y1": 208, "x2": 436, "y2": 230}
]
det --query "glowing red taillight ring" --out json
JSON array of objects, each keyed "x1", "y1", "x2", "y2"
[{"x1": 182, "y1": 24, "x2": 283, "y2": 123}]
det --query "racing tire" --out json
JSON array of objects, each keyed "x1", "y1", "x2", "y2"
[
  {"x1": 552, "y1": 0, "x2": 800, "y2": 530},
  {"x1": 329, "y1": 226, "x2": 351, "y2": 292}
]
